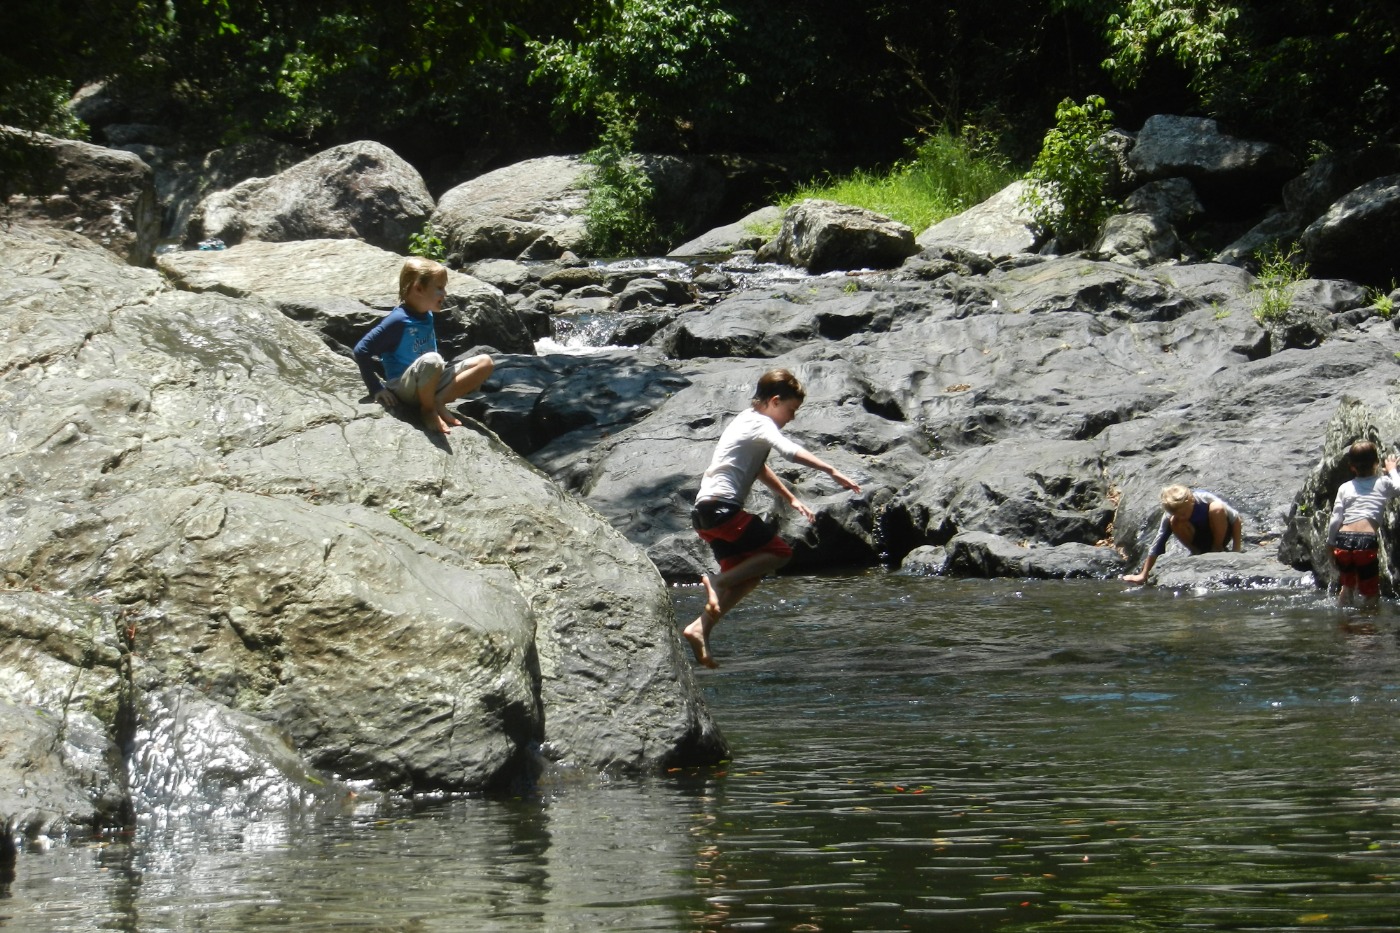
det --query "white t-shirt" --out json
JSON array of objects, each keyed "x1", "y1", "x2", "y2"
[
  {"x1": 1327, "y1": 470, "x2": 1400, "y2": 544},
  {"x1": 696, "y1": 407, "x2": 807, "y2": 504}
]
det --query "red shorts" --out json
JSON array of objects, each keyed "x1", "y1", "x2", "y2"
[
  {"x1": 692, "y1": 500, "x2": 793, "y2": 571},
  {"x1": 1334, "y1": 530, "x2": 1380, "y2": 597}
]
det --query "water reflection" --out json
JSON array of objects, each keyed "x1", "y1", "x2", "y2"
[{"x1": 9, "y1": 574, "x2": 1400, "y2": 931}]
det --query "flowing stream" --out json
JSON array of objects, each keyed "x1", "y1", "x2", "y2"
[{"x1": 8, "y1": 573, "x2": 1400, "y2": 931}]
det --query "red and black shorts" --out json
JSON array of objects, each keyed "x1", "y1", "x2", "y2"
[
  {"x1": 1333, "y1": 530, "x2": 1381, "y2": 597},
  {"x1": 692, "y1": 499, "x2": 793, "y2": 572}
]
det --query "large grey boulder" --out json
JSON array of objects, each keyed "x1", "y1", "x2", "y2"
[
  {"x1": 1093, "y1": 212, "x2": 1183, "y2": 267},
  {"x1": 1215, "y1": 208, "x2": 1307, "y2": 267},
  {"x1": 1128, "y1": 114, "x2": 1296, "y2": 207},
  {"x1": 1279, "y1": 396, "x2": 1400, "y2": 593},
  {"x1": 131, "y1": 138, "x2": 308, "y2": 244},
  {"x1": 463, "y1": 251, "x2": 1400, "y2": 592},
  {"x1": 914, "y1": 180, "x2": 1040, "y2": 260},
  {"x1": 669, "y1": 205, "x2": 781, "y2": 257},
  {"x1": 1094, "y1": 178, "x2": 1202, "y2": 268},
  {"x1": 881, "y1": 439, "x2": 1119, "y2": 555},
  {"x1": 1216, "y1": 147, "x2": 1400, "y2": 268},
  {"x1": 757, "y1": 199, "x2": 918, "y2": 273},
  {"x1": 1149, "y1": 547, "x2": 1313, "y2": 590},
  {"x1": 3, "y1": 128, "x2": 160, "y2": 265},
  {"x1": 156, "y1": 238, "x2": 536, "y2": 356},
  {"x1": 941, "y1": 532, "x2": 1126, "y2": 579},
  {"x1": 657, "y1": 279, "x2": 907, "y2": 360},
  {"x1": 1300, "y1": 175, "x2": 1400, "y2": 285},
  {"x1": 0, "y1": 593, "x2": 128, "y2": 841},
  {"x1": 433, "y1": 156, "x2": 592, "y2": 264},
  {"x1": 186, "y1": 141, "x2": 434, "y2": 252},
  {"x1": 0, "y1": 223, "x2": 725, "y2": 842}
]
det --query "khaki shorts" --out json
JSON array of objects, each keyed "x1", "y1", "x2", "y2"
[{"x1": 387, "y1": 353, "x2": 472, "y2": 404}]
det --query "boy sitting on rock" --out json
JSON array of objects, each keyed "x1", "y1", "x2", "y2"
[{"x1": 353, "y1": 257, "x2": 493, "y2": 434}]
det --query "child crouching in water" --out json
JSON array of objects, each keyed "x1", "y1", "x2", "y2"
[
  {"x1": 1121, "y1": 484, "x2": 1243, "y2": 585},
  {"x1": 1327, "y1": 440, "x2": 1400, "y2": 609},
  {"x1": 684, "y1": 368, "x2": 862, "y2": 668}
]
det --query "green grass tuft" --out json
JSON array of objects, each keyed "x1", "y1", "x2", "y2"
[{"x1": 780, "y1": 126, "x2": 1018, "y2": 232}]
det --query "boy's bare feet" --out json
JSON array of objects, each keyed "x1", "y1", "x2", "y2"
[
  {"x1": 682, "y1": 619, "x2": 718, "y2": 668},
  {"x1": 423, "y1": 407, "x2": 452, "y2": 433},
  {"x1": 435, "y1": 404, "x2": 462, "y2": 427}
]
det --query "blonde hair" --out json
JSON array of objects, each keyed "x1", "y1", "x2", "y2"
[
  {"x1": 398, "y1": 256, "x2": 448, "y2": 301},
  {"x1": 1160, "y1": 484, "x2": 1193, "y2": 513}
]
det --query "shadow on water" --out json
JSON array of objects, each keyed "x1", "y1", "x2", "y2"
[{"x1": 10, "y1": 573, "x2": 1400, "y2": 931}]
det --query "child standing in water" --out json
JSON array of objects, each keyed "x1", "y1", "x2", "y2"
[
  {"x1": 1327, "y1": 440, "x2": 1400, "y2": 609},
  {"x1": 684, "y1": 368, "x2": 862, "y2": 668}
]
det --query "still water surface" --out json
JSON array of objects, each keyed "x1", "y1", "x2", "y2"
[{"x1": 7, "y1": 574, "x2": 1400, "y2": 931}]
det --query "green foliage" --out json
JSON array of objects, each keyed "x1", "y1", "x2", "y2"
[
  {"x1": 0, "y1": 0, "x2": 156, "y2": 198},
  {"x1": 1059, "y1": 0, "x2": 1400, "y2": 151},
  {"x1": 580, "y1": 107, "x2": 664, "y2": 257},
  {"x1": 783, "y1": 125, "x2": 1018, "y2": 231},
  {"x1": 529, "y1": 0, "x2": 744, "y2": 149},
  {"x1": 0, "y1": 77, "x2": 89, "y2": 140},
  {"x1": 1021, "y1": 96, "x2": 1118, "y2": 248},
  {"x1": 1101, "y1": 0, "x2": 1240, "y2": 90},
  {"x1": 1252, "y1": 242, "x2": 1309, "y2": 324},
  {"x1": 407, "y1": 222, "x2": 446, "y2": 262},
  {"x1": 1370, "y1": 283, "x2": 1397, "y2": 320}
]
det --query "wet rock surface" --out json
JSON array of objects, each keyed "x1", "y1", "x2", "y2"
[
  {"x1": 462, "y1": 256, "x2": 1400, "y2": 602},
  {"x1": 14, "y1": 109, "x2": 1400, "y2": 851},
  {"x1": 0, "y1": 224, "x2": 726, "y2": 843}
]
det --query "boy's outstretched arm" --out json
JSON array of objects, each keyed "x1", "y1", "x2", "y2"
[
  {"x1": 792, "y1": 450, "x2": 862, "y2": 493},
  {"x1": 759, "y1": 465, "x2": 814, "y2": 521},
  {"x1": 1122, "y1": 553, "x2": 1157, "y2": 585}
]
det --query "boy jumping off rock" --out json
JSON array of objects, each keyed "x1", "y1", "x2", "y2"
[{"x1": 684, "y1": 368, "x2": 861, "y2": 667}]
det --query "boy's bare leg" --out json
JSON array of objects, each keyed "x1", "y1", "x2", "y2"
[
  {"x1": 433, "y1": 355, "x2": 493, "y2": 428},
  {"x1": 417, "y1": 380, "x2": 452, "y2": 433},
  {"x1": 712, "y1": 552, "x2": 788, "y2": 595},
  {"x1": 683, "y1": 553, "x2": 786, "y2": 667},
  {"x1": 438, "y1": 355, "x2": 494, "y2": 403}
]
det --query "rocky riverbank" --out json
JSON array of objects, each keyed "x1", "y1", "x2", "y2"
[
  {"x1": 6, "y1": 110, "x2": 1400, "y2": 859},
  {"x1": 0, "y1": 223, "x2": 724, "y2": 866}
]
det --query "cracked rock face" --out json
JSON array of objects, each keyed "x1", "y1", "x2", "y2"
[{"x1": 0, "y1": 223, "x2": 726, "y2": 841}]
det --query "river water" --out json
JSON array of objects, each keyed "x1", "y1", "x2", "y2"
[{"x1": 8, "y1": 573, "x2": 1400, "y2": 931}]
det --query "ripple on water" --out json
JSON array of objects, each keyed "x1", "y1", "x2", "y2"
[{"x1": 10, "y1": 574, "x2": 1400, "y2": 931}]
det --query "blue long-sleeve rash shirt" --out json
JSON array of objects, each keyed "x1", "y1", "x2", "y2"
[{"x1": 352, "y1": 305, "x2": 437, "y2": 395}]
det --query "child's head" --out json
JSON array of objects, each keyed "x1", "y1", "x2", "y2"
[
  {"x1": 751, "y1": 368, "x2": 806, "y2": 426},
  {"x1": 399, "y1": 256, "x2": 449, "y2": 308},
  {"x1": 1160, "y1": 484, "x2": 1194, "y2": 516},
  {"x1": 1347, "y1": 439, "x2": 1380, "y2": 475},
  {"x1": 751, "y1": 368, "x2": 806, "y2": 405}
]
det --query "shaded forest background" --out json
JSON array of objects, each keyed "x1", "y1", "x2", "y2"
[{"x1": 3, "y1": 0, "x2": 1399, "y2": 201}]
